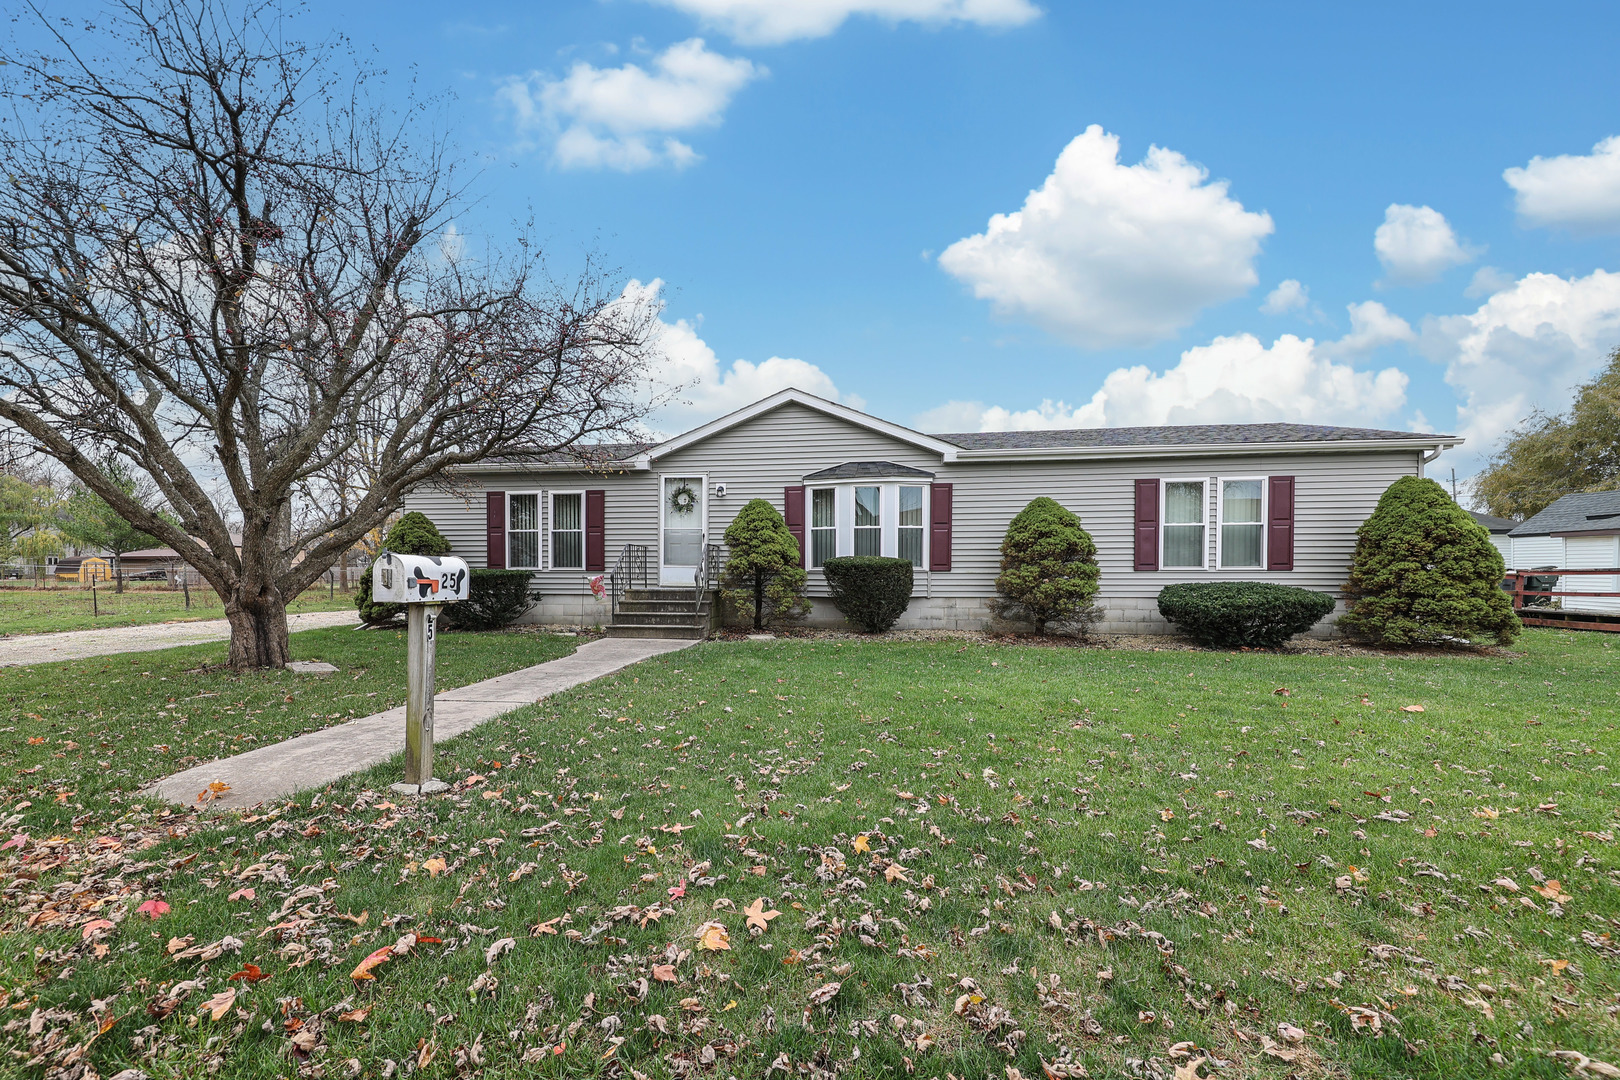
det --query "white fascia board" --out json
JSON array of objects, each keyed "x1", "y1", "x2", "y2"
[
  {"x1": 949, "y1": 437, "x2": 1462, "y2": 462},
  {"x1": 453, "y1": 459, "x2": 647, "y2": 474},
  {"x1": 645, "y1": 387, "x2": 960, "y2": 462}
]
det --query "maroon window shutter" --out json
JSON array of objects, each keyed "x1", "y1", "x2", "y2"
[
  {"x1": 486, "y1": 491, "x2": 506, "y2": 569},
  {"x1": 929, "y1": 483, "x2": 953, "y2": 572},
  {"x1": 585, "y1": 490, "x2": 606, "y2": 572},
  {"x1": 783, "y1": 486, "x2": 806, "y2": 568},
  {"x1": 1133, "y1": 479, "x2": 1160, "y2": 571},
  {"x1": 1267, "y1": 475, "x2": 1295, "y2": 571}
]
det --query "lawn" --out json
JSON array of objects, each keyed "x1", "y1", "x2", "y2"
[
  {"x1": 2, "y1": 629, "x2": 1616, "y2": 1080},
  {"x1": 0, "y1": 585, "x2": 359, "y2": 637}
]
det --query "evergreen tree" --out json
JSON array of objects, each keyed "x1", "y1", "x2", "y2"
[
  {"x1": 721, "y1": 499, "x2": 810, "y2": 631},
  {"x1": 990, "y1": 497, "x2": 1102, "y2": 635},
  {"x1": 357, "y1": 512, "x2": 452, "y2": 624},
  {"x1": 1340, "y1": 476, "x2": 1520, "y2": 646}
]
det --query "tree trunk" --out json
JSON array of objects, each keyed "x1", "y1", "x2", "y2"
[
  {"x1": 753, "y1": 571, "x2": 764, "y2": 631},
  {"x1": 114, "y1": 554, "x2": 124, "y2": 594},
  {"x1": 225, "y1": 587, "x2": 291, "y2": 669}
]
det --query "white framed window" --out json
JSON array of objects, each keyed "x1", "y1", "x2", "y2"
[
  {"x1": 898, "y1": 486, "x2": 925, "y2": 567},
  {"x1": 810, "y1": 488, "x2": 836, "y2": 568},
  {"x1": 1218, "y1": 478, "x2": 1265, "y2": 569},
  {"x1": 549, "y1": 490, "x2": 584, "y2": 570},
  {"x1": 854, "y1": 486, "x2": 882, "y2": 556},
  {"x1": 508, "y1": 492, "x2": 541, "y2": 569},
  {"x1": 1161, "y1": 479, "x2": 1207, "y2": 569}
]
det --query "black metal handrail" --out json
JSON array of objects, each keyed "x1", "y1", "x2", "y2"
[{"x1": 608, "y1": 542, "x2": 650, "y2": 618}]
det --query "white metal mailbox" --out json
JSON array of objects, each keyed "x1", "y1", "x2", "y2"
[{"x1": 372, "y1": 552, "x2": 470, "y2": 604}]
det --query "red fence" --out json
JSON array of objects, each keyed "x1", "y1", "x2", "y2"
[{"x1": 1508, "y1": 567, "x2": 1620, "y2": 632}]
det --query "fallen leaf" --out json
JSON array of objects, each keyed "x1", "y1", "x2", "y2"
[
  {"x1": 485, "y1": 937, "x2": 517, "y2": 965},
  {"x1": 228, "y1": 888, "x2": 255, "y2": 902},
  {"x1": 422, "y1": 857, "x2": 448, "y2": 878},
  {"x1": 808, "y1": 981, "x2": 841, "y2": 1006},
  {"x1": 198, "y1": 988, "x2": 236, "y2": 1021},
  {"x1": 228, "y1": 964, "x2": 270, "y2": 983},
  {"x1": 337, "y1": 1006, "x2": 371, "y2": 1022},
  {"x1": 852, "y1": 834, "x2": 870, "y2": 854},
  {"x1": 1400, "y1": 705, "x2": 1425, "y2": 713},
  {"x1": 136, "y1": 899, "x2": 170, "y2": 919},
  {"x1": 81, "y1": 919, "x2": 115, "y2": 940},
  {"x1": 1533, "y1": 880, "x2": 1573, "y2": 903},
  {"x1": 743, "y1": 898, "x2": 781, "y2": 934},
  {"x1": 534, "y1": 917, "x2": 562, "y2": 936},
  {"x1": 351, "y1": 946, "x2": 394, "y2": 981},
  {"x1": 1173, "y1": 1057, "x2": 1208, "y2": 1080},
  {"x1": 695, "y1": 921, "x2": 731, "y2": 952},
  {"x1": 651, "y1": 964, "x2": 679, "y2": 983}
]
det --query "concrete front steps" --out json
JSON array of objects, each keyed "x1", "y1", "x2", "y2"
[{"x1": 606, "y1": 587, "x2": 714, "y2": 640}]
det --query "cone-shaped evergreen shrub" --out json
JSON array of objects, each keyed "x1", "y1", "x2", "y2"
[
  {"x1": 721, "y1": 499, "x2": 810, "y2": 630},
  {"x1": 356, "y1": 512, "x2": 452, "y2": 625},
  {"x1": 989, "y1": 497, "x2": 1102, "y2": 635},
  {"x1": 1339, "y1": 476, "x2": 1520, "y2": 646}
]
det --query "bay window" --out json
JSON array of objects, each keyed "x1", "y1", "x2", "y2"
[
  {"x1": 810, "y1": 488, "x2": 836, "y2": 568},
  {"x1": 898, "y1": 486, "x2": 925, "y2": 567},
  {"x1": 854, "y1": 486, "x2": 882, "y2": 556}
]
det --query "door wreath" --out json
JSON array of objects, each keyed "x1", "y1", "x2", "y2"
[{"x1": 668, "y1": 482, "x2": 698, "y2": 515}]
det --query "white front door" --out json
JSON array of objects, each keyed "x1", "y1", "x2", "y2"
[{"x1": 660, "y1": 475, "x2": 706, "y2": 586}]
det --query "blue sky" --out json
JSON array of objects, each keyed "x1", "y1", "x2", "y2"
[{"x1": 143, "y1": 2, "x2": 1620, "y2": 471}]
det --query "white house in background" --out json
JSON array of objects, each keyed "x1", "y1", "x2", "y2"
[
  {"x1": 1506, "y1": 490, "x2": 1620, "y2": 614},
  {"x1": 403, "y1": 388, "x2": 1462, "y2": 637},
  {"x1": 1467, "y1": 509, "x2": 1517, "y2": 562}
]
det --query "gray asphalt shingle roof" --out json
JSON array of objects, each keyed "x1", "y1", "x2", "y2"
[
  {"x1": 802, "y1": 461, "x2": 937, "y2": 481},
  {"x1": 1467, "y1": 509, "x2": 1519, "y2": 533},
  {"x1": 1508, "y1": 490, "x2": 1620, "y2": 537},
  {"x1": 930, "y1": 422, "x2": 1448, "y2": 450}
]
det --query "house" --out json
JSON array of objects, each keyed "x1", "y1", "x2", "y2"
[
  {"x1": 1506, "y1": 491, "x2": 1620, "y2": 614},
  {"x1": 1466, "y1": 509, "x2": 1518, "y2": 562},
  {"x1": 403, "y1": 388, "x2": 1461, "y2": 636}
]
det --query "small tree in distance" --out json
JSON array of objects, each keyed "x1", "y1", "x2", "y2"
[
  {"x1": 357, "y1": 513, "x2": 452, "y2": 625},
  {"x1": 990, "y1": 497, "x2": 1102, "y2": 635},
  {"x1": 1339, "y1": 476, "x2": 1520, "y2": 646},
  {"x1": 721, "y1": 499, "x2": 810, "y2": 631}
]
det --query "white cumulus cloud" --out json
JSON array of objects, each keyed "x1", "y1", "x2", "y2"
[
  {"x1": 642, "y1": 0, "x2": 1040, "y2": 44},
  {"x1": 1373, "y1": 204, "x2": 1478, "y2": 284},
  {"x1": 1261, "y1": 279, "x2": 1309, "y2": 315},
  {"x1": 624, "y1": 279, "x2": 861, "y2": 435},
  {"x1": 1322, "y1": 300, "x2": 1414, "y2": 356},
  {"x1": 915, "y1": 332, "x2": 1408, "y2": 432},
  {"x1": 1424, "y1": 269, "x2": 1620, "y2": 462},
  {"x1": 497, "y1": 39, "x2": 762, "y2": 171},
  {"x1": 938, "y1": 126, "x2": 1274, "y2": 347},
  {"x1": 1503, "y1": 135, "x2": 1620, "y2": 233}
]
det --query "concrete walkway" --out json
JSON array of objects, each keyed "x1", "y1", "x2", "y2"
[
  {"x1": 145, "y1": 635, "x2": 697, "y2": 810},
  {"x1": 0, "y1": 610, "x2": 360, "y2": 667}
]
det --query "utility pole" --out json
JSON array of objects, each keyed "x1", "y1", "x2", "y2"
[{"x1": 1450, "y1": 468, "x2": 1458, "y2": 501}]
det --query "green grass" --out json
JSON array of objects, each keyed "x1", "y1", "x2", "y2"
[
  {"x1": 0, "y1": 585, "x2": 359, "y2": 636},
  {"x1": 2, "y1": 629, "x2": 1617, "y2": 1079},
  {"x1": 0, "y1": 625, "x2": 579, "y2": 826}
]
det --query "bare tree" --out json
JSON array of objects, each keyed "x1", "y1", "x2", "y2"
[{"x1": 0, "y1": 2, "x2": 661, "y2": 667}]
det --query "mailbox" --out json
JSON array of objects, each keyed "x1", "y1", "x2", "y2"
[{"x1": 372, "y1": 552, "x2": 470, "y2": 603}]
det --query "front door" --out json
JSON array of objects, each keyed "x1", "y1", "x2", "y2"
[{"x1": 660, "y1": 475, "x2": 706, "y2": 586}]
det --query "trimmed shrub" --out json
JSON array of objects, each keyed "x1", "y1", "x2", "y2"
[
  {"x1": 442, "y1": 569, "x2": 534, "y2": 631},
  {"x1": 721, "y1": 499, "x2": 810, "y2": 630},
  {"x1": 357, "y1": 512, "x2": 452, "y2": 625},
  {"x1": 989, "y1": 497, "x2": 1102, "y2": 635},
  {"x1": 1158, "y1": 582, "x2": 1336, "y2": 648},
  {"x1": 822, "y1": 556, "x2": 913, "y2": 633},
  {"x1": 1339, "y1": 475, "x2": 1521, "y2": 646}
]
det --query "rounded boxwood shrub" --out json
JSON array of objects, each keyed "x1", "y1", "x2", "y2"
[
  {"x1": 442, "y1": 569, "x2": 535, "y2": 631},
  {"x1": 989, "y1": 496, "x2": 1102, "y2": 635},
  {"x1": 721, "y1": 498, "x2": 810, "y2": 630},
  {"x1": 1339, "y1": 475, "x2": 1520, "y2": 646},
  {"x1": 822, "y1": 556, "x2": 913, "y2": 633},
  {"x1": 357, "y1": 512, "x2": 452, "y2": 625},
  {"x1": 1157, "y1": 581, "x2": 1335, "y2": 648}
]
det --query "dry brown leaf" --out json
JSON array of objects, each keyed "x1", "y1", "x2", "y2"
[
  {"x1": 651, "y1": 964, "x2": 679, "y2": 983},
  {"x1": 695, "y1": 921, "x2": 731, "y2": 952},
  {"x1": 808, "y1": 981, "x2": 841, "y2": 1006},
  {"x1": 198, "y1": 988, "x2": 236, "y2": 1021},
  {"x1": 851, "y1": 835, "x2": 870, "y2": 854},
  {"x1": 337, "y1": 1006, "x2": 371, "y2": 1022},
  {"x1": 1172, "y1": 1057, "x2": 1208, "y2": 1080},
  {"x1": 422, "y1": 857, "x2": 448, "y2": 878},
  {"x1": 351, "y1": 946, "x2": 393, "y2": 981},
  {"x1": 743, "y1": 898, "x2": 781, "y2": 934}
]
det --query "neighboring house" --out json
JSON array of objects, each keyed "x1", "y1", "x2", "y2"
[
  {"x1": 1506, "y1": 491, "x2": 1620, "y2": 614},
  {"x1": 1467, "y1": 509, "x2": 1518, "y2": 562},
  {"x1": 403, "y1": 388, "x2": 1461, "y2": 635}
]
